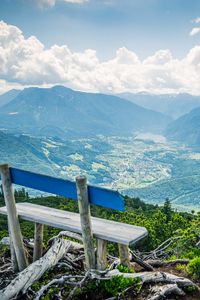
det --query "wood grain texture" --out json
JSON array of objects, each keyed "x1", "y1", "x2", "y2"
[
  {"x1": 0, "y1": 203, "x2": 148, "y2": 246},
  {"x1": 0, "y1": 164, "x2": 28, "y2": 271},
  {"x1": 33, "y1": 223, "x2": 44, "y2": 262},
  {"x1": 76, "y1": 175, "x2": 95, "y2": 270},
  {"x1": 118, "y1": 244, "x2": 131, "y2": 268},
  {"x1": 97, "y1": 239, "x2": 107, "y2": 270}
]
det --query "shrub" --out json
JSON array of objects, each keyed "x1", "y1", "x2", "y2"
[
  {"x1": 186, "y1": 257, "x2": 200, "y2": 280},
  {"x1": 104, "y1": 275, "x2": 142, "y2": 297}
]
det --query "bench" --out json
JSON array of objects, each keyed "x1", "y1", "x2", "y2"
[{"x1": 0, "y1": 164, "x2": 148, "y2": 272}]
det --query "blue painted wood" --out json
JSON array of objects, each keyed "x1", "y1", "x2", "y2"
[{"x1": 9, "y1": 167, "x2": 124, "y2": 211}]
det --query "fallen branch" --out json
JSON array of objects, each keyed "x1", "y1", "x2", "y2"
[
  {"x1": 0, "y1": 237, "x2": 83, "y2": 300},
  {"x1": 101, "y1": 269, "x2": 197, "y2": 289},
  {"x1": 33, "y1": 275, "x2": 85, "y2": 300},
  {"x1": 147, "y1": 283, "x2": 185, "y2": 300},
  {"x1": 130, "y1": 251, "x2": 154, "y2": 271},
  {"x1": 146, "y1": 259, "x2": 189, "y2": 268}
]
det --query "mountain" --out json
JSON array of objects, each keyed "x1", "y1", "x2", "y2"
[
  {"x1": 0, "y1": 86, "x2": 171, "y2": 138},
  {"x1": 165, "y1": 107, "x2": 200, "y2": 145},
  {"x1": 119, "y1": 92, "x2": 200, "y2": 119},
  {"x1": 0, "y1": 89, "x2": 21, "y2": 108}
]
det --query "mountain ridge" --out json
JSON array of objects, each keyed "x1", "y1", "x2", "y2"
[
  {"x1": 119, "y1": 92, "x2": 200, "y2": 119},
  {"x1": 0, "y1": 85, "x2": 171, "y2": 138}
]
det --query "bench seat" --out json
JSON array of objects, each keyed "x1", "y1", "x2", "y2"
[{"x1": 0, "y1": 202, "x2": 147, "y2": 247}]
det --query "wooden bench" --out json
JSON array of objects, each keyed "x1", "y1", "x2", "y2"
[{"x1": 0, "y1": 164, "x2": 148, "y2": 272}]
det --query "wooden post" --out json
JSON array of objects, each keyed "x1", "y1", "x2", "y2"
[
  {"x1": 8, "y1": 221, "x2": 18, "y2": 272},
  {"x1": 97, "y1": 238, "x2": 107, "y2": 270},
  {"x1": 76, "y1": 175, "x2": 95, "y2": 270},
  {"x1": 33, "y1": 223, "x2": 44, "y2": 262},
  {"x1": 118, "y1": 244, "x2": 131, "y2": 268},
  {"x1": 0, "y1": 164, "x2": 28, "y2": 271}
]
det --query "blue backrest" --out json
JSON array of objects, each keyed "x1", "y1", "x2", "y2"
[{"x1": 8, "y1": 167, "x2": 124, "y2": 211}]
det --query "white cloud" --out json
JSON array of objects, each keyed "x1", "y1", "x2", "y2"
[
  {"x1": 36, "y1": 0, "x2": 88, "y2": 8},
  {"x1": 1, "y1": 21, "x2": 200, "y2": 95},
  {"x1": 195, "y1": 17, "x2": 200, "y2": 24},
  {"x1": 190, "y1": 27, "x2": 200, "y2": 36}
]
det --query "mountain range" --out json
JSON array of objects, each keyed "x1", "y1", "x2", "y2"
[
  {"x1": 1, "y1": 86, "x2": 200, "y2": 146},
  {"x1": 0, "y1": 89, "x2": 21, "y2": 108},
  {"x1": 0, "y1": 86, "x2": 171, "y2": 138},
  {"x1": 166, "y1": 107, "x2": 200, "y2": 146},
  {"x1": 120, "y1": 92, "x2": 200, "y2": 119}
]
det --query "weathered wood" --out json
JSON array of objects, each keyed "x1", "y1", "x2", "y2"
[
  {"x1": 148, "y1": 284, "x2": 185, "y2": 300},
  {"x1": 118, "y1": 244, "x2": 131, "y2": 268},
  {"x1": 33, "y1": 223, "x2": 44, "y2": 262},
  {"x1": 0, "y1": 164, "x2": 28, "y2": 271},
  {"x1": 76, "y1": 175, "x2": 95, "y2": 270},
  {"x1": 131, "y1": 251, "x2": 154, "y2": 271},
  {"x1": 102, "y1": 269, "x2": 197, "y2": 288},
  {"x1": 0, "y1": 203, "x2": 148, "y2": 245},
  {"x1": 0, "y1": 238, "x2": 83, "y2": 300},
  {"x1": 97, "y1": 239, "x2": 107, "y2": 270},
  {"x1": 8, "y1": 221, "x2": 18, "y2": 272}
]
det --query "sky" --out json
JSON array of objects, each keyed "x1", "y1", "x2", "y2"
[{"x1": 0, "y1": 0, "x2": 200, "y2": 95}]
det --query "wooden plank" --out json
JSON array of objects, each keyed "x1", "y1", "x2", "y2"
[
  {"x1": 97, "y1": 239, "x2": 107, "y2": 270},
  {"x1": 76, "y1": 175, "x2": 95, "y2": 270},
  {"x1": 33, "y1": 223, "x2": 44, "y2": 262},
  {"x1": 9, "y1": 167, "x2": 124, "y2": 211},
  {"x1": 0, "y1": 203, "x2": 148, "y2": 246},
  {"x1": 0, "y1": 164, "x2": 28, "y2": 271}
]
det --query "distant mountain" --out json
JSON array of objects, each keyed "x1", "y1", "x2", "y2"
[
  {"x1": 0, "y1": 86, "x2": 171, "y2": 138},
  {"x1": 165, "y1": 107, "x2": 200, "y2": 145},
  {"x1": 119, "y1": 92, "x2": 200, "y2": 119},
  {"x1": 0, "y1": 89, "x2": 21, "y2": 108}
]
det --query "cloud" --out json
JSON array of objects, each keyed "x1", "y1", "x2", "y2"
[
  {"x1": 195, "y1": 17, "x2": 200, "y2": 24},
  {"x1": 190, "y1": 27, "x2": 200, "y2": 36},
  {"x1": 1, "y1": 21, "x2": 200, "y2": 95},
  {"x1": 35, "y1": 0, "x2": 88, "y2": 8}
]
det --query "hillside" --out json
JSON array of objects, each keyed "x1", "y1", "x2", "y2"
[
  {"x1": 165, "y1": 107, "x2": 200, "y2": 146},
  {"x1": 0, "y1": 89, "x2": 21, "y2": 108},
  {"x1": 0, "y1": 194, "x2": 199, "y2": 299},
  {"x1": 120, "y1": 92, "x2": 200, "y2": 119},
  {"x1": 0, "y1": 86, "x2": 171, "y2": 138}
]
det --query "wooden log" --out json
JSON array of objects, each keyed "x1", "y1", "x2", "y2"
[
  {"x1": 118, "y1": 244, "x2": 131, "y2": 268},
  {"x1": 130, "y1": 251, "x2": 154, "y2": 271},
  {"x1": 0, "y1": 164, "x2": 28, "y2": 271},
  {"x1": 102, "y1": 269, "x2": 197, "y2": 288},
  {"x1": 0, "y1": 238, "x2": 83, "y2": 300},
  {"x1": 76, "y1": 175, "x2": 95, "y2": 270},
  {"x1": 97, "y1": 238, "x2": 107, "y2": 270},
  {"x1": 33, "y1": 223, "x2": 44, "y2": 262}
]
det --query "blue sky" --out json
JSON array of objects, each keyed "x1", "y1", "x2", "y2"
[
  {"x1": 0, "y1": 0, "x2": 200, "y2": 95},
  {"x1": 1, "y1": 0, "x2": 200, "y2": 59}
]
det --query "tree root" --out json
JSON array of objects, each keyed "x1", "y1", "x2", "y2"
[
  {"x1": 0, "y1": 237, "x2": 83, "y2": 300},
  {"x1": 147, "y1": 283, "x2": 185, "y2": 300}
]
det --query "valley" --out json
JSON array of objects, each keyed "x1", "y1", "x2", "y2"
[{"x1": 1, "y1": 130, "x2": 200, "y2": 212}]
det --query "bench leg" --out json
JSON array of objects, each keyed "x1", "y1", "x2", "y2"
[
  {"x1": 97, "y1": 239, "x2": 107, "y2": 270},
  {"x1": 76, "y1": 176, "x2": 96, "y2": 270},
  {"x1": 33, "y1": 223, "x2": 44, "y2": 262},
  {"x1": 0, "y1": 164, "x2": 28, "y2": 271},
  {"x1": 8, "y1": 221, "x2": 18, "y2": 272},
  {"x1": 118, "y1": 244, "x2": 131, "y2": 268}
]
